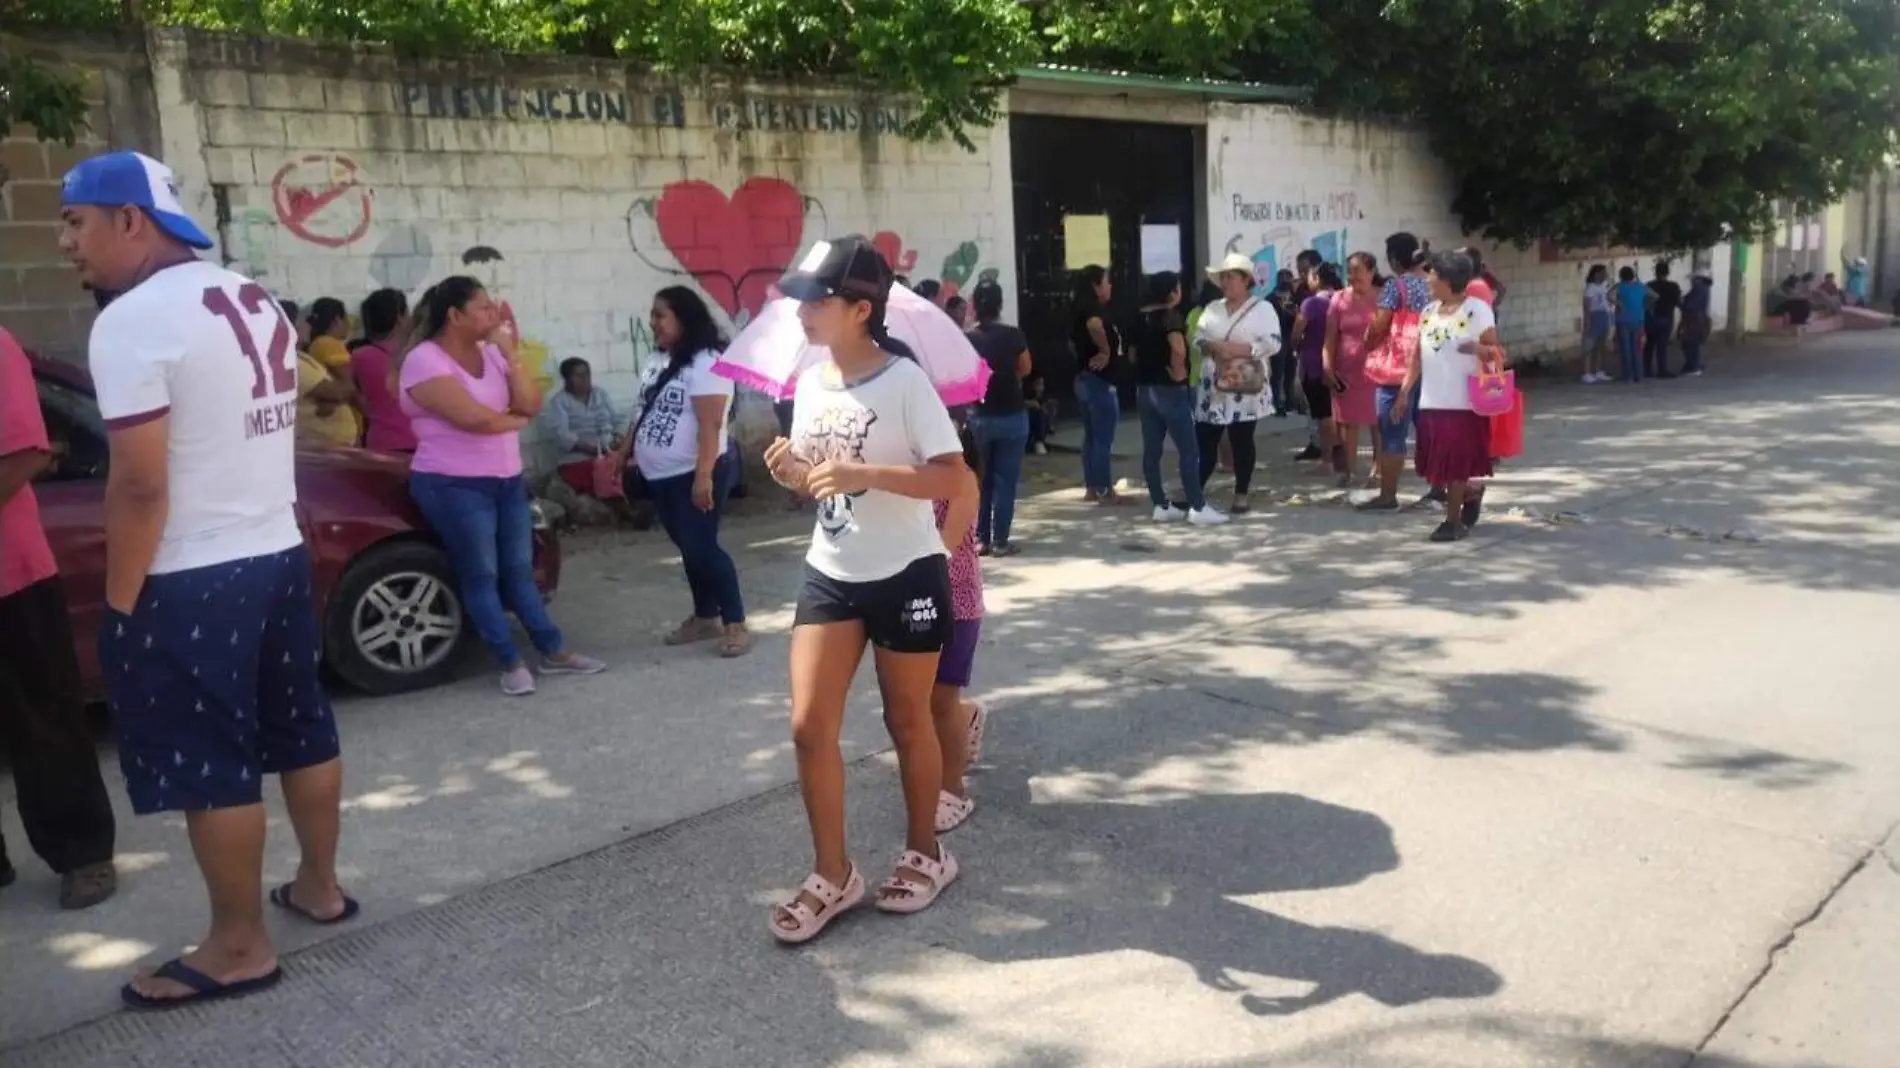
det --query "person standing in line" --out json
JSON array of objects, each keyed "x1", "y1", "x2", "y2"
[
  {"x1": 1070, "y1": 265, "x2": 1131, "y2": 505},
  {"x1": 964, "y1": 279, "x2": 1033, "y2": 555},
  {"x1": 1679, "y1": 273, "x2": 1713, "y2": 377},
  {"x1": 1645, "y1": 261, "x2": 1682, "y2": 379},
  {"x1": 304, "y1": 298, "x2": 354, "y2": 373},
  {"x1": 1294, "y1": 262, "x2": 1342, "y2": 480},
  {"x1": 396, "y1": 276, "x2": 607, "y2": 696},
  {"x1": 760, "y1": 235, "x2": 973, "y2": 943},
  {"x1": 1324, "y1": 252, "x2": 1383, "y2": 489},
  {"x1": 1133, "y1": 271, "x2": 1226, "y2": 526},
  {"x1": 1356, "y1": 232, "x2": 1433, "y2": 513},
  {"x1": 1400, "y1": 251, "x2": 1502, "y2": 542},
  {"x1": 350, "y1": 288, "x2": 417, "y2": 452},
  {"x1": 1458, "y1": 246, "x2": 1505, "y2": 310},
  {"x1": 930, "y1": 427, "x2": 990, "y2": 835},
  {"x1": 59, "y1": 151, "x2": 354, "y2": 1008},
  {"x1": 0, "y1": 325, "x2": 119, "y2": 910},
  {"x1": 294, "y1": 322, "x2": 361, "y2": 449},
  {"x1": 1612, "y1": 266, "x2": 1652, "y2": 383},
  {"x1": 1194, "y1": 253, "x2": 1280, "y2": 514},
  {"x1": 1579, "y1": 265, "x2": 1613, "y2": 383},
  {"x1": 624, "y1": 286, "x2": 749, "y2": 658}
]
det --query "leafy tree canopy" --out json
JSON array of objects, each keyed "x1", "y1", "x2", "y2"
[{"x1": 5, "y1": 0, "x2": 1896, "y2": 249}]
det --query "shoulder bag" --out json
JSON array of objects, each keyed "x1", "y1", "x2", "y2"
[{"x1": 1211, "y1": 299, "x2": 1267, "y2": 396}]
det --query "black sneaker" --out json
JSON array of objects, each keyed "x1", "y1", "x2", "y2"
[
  {"x1": 1461, "y1": 495, "x2": 1484, "y2": 530},
  {"x1": 1295, "y1": 444, "x2": 1323, "y2": 461},
  {"x1": 1429, "y1": 521, "x2": 1468, "y2": 543},
  {"x1": 1354, "y1": 495, "x2": 1401, "y2": 513}
]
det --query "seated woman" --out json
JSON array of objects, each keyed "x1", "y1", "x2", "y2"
[{"x1": 547, "y1": 357, "x2": 623, "y2": 496}]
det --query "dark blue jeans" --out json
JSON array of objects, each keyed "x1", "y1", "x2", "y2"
[
  {"x1": 970, "y1": 410, "x2": 1029, "y2": 546},
  {"x1": 410, "y1": 472, "x2": 562, "y2": 668},
  {"x1": 1137, "y1": 384, "x2": 1203, "y2": 510},
  {"x1": 647, "y1": 452, "x2": 745, "y2": 624},
  {"x1": 1074, "y1": 371, "x2": 1120, "y2": 494},
  {"x1": 1615, "y1": 323, "x2": 1644, "y2": 382}
]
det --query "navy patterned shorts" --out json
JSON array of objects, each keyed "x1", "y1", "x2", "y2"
[{"x1": 101, "y1": 544, "x2": 340, "y2": 815}]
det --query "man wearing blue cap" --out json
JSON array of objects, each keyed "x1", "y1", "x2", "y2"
[{"x1": 59, "y1": 150, "x2": 355, "y2": 1009}]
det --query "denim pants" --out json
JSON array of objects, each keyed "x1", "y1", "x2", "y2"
[
  {"x1": 410, "y1": 472, "x2": 562, "y2": 668},
  {"x1": 1137, "y1": 384, "x2": 1203, "y2": 510},
  {"x1": 1074, "y1": 371, "x2": 1120, "y2": 493},
  {"x1": 647, "y1": 449, "x2": 745, "y2": 625},
  {"x1": 1615, "y1": 323, "x2": 1644, "y2": 382},
  {"x1": 970, "y1": 410, "x2": 1030, "y2": 545}
]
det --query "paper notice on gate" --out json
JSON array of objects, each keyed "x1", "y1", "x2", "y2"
[
  {"x1": 1064, "y1": 214, "x2": 1112, "y2": 271},
  {"x1": 1140, "y1": 224, "x2": 1181, "y2": 275}
]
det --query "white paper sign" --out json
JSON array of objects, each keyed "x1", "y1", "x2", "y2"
[
  {"x1": 1140, "y1": 224, "x2": 1182, "y2": 275},
  {"x1": 1791, "y1": 222, "x2": 1805, "y2": 250}
]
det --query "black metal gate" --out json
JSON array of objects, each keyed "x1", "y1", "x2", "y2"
[{"x1": 1010, "y1": 115, "x2": 1199, "y2": 411}]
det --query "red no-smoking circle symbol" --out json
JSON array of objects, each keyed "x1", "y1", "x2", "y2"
[{"x1": 271, "y1": 154, "x2": 373, "y2": 249}]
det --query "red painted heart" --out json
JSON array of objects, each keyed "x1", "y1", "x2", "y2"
[
  {"x1": 871, "y1": 231, "x2": 917, "y2": 274},
  {"x1": 655, "y1": 178, "x2": 807, "y2": 320}
]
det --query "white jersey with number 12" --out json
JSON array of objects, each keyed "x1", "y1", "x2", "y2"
[{"x1": 87, "y1": 259, "x2": 303, "y2": 575}]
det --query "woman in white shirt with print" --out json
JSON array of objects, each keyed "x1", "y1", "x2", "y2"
[
  {"x1": 1399, "y1": 250, "x2": 1502, "y2": 542},
  {"x1": 761, "y1": 235, "x2": 977, "y2": 943},
  {"x1": 1193, "y1": 253, "x2": 1281, "y2": 513}
]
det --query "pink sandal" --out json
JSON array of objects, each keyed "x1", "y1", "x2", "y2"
[
  {"x1": 769, "y1": 864, "x2": 864, "y2": 944},
  {"x1": 875, "y1": 847, "x2": 959, "y2": 915},
  {"x1": 936, "y1": 791, "x2": 976, "y2": 834}
]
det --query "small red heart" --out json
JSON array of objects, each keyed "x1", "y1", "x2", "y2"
[
  {"x1": 656, "y1": 178, "x2": 806, "y2": 320},
  {"x1": 872, "y1": 231, "x2": 918, "y2": 274}
]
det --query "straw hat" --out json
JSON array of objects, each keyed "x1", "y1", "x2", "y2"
[{"x1": 1206, "y1": 252, "x2": 1256, "y2": 281}]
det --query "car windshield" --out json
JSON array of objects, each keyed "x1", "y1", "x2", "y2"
[{"x1": 36, "y1": 373, "x2": 109, "y2": 481}]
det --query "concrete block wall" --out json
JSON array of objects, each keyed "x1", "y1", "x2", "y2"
[
  {"x1": 151, "y1": 28, "x2": 1015, "y2": 473},
  {"x1": 1207, "y1": 104, "x2": 1691, "y2": 362}
]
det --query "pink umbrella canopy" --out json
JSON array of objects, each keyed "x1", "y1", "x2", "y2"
[{"x1": 711, "y1": 242, "x2": 991, "y2": 405}]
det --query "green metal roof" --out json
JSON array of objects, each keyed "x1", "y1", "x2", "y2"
[{"x1": 1014, "y1": 63, "x2": 1307, "y2": 103}]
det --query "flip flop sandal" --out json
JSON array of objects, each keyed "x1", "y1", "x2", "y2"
[
  {"x1": 770, "y1": 864, "x2": 864, "y2": 945},
  {"x1": 270, "y1": 883, "x2": 361, "y2": 925},
  {"x1": 936, "y1": 791, "x2": 976, "y2": 834},
  {"x1": 875, "y1": 846, "x2": 960, "y2": 915},
  {"x1": 122, "y1": 958, "x2": 284, "y2": 1011},
  {"x1": 964, "y1": 701, "x2": 990, "y2": 765}
]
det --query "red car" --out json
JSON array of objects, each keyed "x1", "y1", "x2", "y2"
[{"x1": 29, "y1": 355, "x2": 561, "y2": 698}]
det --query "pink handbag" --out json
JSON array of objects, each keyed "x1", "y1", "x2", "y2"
[
  {"x1": 591, "y1": 448, "x2": 627, "y2": 500},
  {"x1": 1467, "y1": 345, "x2": 1516, "y2": 417}
]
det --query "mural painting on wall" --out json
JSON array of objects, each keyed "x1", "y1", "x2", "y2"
[
  {"x1": 1224, "y1": 189, "x2": 1363, "y2": 294},
  {"x1": 271, "y1": 153, "x2": 374, "y2": 249}
]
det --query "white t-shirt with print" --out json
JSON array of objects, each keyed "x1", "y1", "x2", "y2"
[
  {"x1": 632, "y1": 349, "x2": 734, "y2": 481},
  {"x1": 792, "y1": 356, "x2": 963, "y2": 583},
  {"x1": 87, "y1": 259, "x2": 302, "y2": 574},
  {"x1": 1417, "y1": 296, "x2": 1498, "y2": 411}
]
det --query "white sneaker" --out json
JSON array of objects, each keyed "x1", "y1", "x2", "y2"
[
  {"x1": 1188, "y1": 506, "x2": 1230, "y2": 526},
  {"x1": 1581, "y1": 373, "x2": 1598, "y2": 384},
  {"x1": 1153, "y1": 505, "x2": 1187, "y2": 522}
]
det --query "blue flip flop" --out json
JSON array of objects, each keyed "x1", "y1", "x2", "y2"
[
  {"x1": 269, "y1": 883, "x2": 360, "y2": 925},
  {"x1": 122, "y1": 958, "x2": 283, "y2": 1011}
]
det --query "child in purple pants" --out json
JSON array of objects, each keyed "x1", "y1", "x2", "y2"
[{"x1": 931, "y1": 430, "x2": 988, "y2": 834}]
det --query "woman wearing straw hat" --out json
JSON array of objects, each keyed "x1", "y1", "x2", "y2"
[{"x1": 1192, "y1": 253, "x2": 1280, "y2": 513}]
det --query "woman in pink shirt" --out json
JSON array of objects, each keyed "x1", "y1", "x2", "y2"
[
  {"x1": 349, "y1": 288, "x2": 416, "y2": 452},
  {"x1": 397, "y1": 276, "x2": 605, "y2": 696}
]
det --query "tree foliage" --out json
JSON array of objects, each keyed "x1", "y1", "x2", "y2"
[{"x1": 5, "y1": 0, "x2": 1896, "y2": 248}]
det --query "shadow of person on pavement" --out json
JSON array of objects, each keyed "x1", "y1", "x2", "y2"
[{"x1": 928, "y1": 778, "x2": 1502, "y2": 1019}]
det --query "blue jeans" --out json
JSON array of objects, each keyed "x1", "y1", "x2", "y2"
[
  {"x1": 1615, "y1": 322, "x2": 1644, "y2": 382},
  {"x1": 1137, "y1": 384, "x2": 1203, "y2": 510},
  {"x1": 1074, "y1": 371, "x2": 1120, "y2": 494},
  {"x1": 970, "y1": 410, "x2": 1029, "y2": 546},
  {"x1": 410, "y1": 472, "x2": 562, "y2": 668},
  {"x1": 646, "y1": 451, "x2": 745, "y2": 625}
]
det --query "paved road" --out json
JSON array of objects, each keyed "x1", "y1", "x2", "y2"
[{"x1": 3, "y1": 335, "x2": 1897, "y2": 1067}]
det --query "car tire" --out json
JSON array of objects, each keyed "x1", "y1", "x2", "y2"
[{"x1": 324, "y1": 540, "x2": 469, "y2": 696}]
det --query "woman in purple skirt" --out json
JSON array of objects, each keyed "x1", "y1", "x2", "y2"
[{"x1": 1393, "y1": 250, "x2": 1502, "y2": 542}]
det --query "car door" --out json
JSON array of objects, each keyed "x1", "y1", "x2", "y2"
[{"x1": 33, "y1": 373, "x2": 110, "y2": 699}]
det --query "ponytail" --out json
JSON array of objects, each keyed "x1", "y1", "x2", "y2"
[{"x1": 868, "y1": 302, "x2": 916, "y2": 361}]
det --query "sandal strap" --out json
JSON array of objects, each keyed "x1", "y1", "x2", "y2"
[
  {"x1": 799, "y1": 870, "x2": 848, "y2": 905},
  {"x1": 896, "y1": 848, "x2": 948, "y2": 883}
]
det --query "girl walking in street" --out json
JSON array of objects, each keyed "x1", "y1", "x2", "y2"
[
  {"x1": 931, "y1": 426, "x2": 990, "y2": 835},
  {"x1": 624, "y1": 286, "x2": 750, "y2": 657},
  {"x1": 761, "y1": 236, "x2": 975, "y2": 943},
  {"x1": 397, "y1": 276, "x2": 606, "y2": 695}
]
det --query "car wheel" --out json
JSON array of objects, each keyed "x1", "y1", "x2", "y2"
[{"x1": 324, "y1": 540, "x2": 468, "y2": 695}]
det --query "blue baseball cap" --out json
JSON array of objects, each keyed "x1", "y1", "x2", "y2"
[{"x1": 60, "y1": 151, "x2": 215, "y2": 250}]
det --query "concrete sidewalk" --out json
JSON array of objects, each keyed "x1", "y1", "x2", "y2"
[{"x1": 4, "y1": 337, "x2": 1897, "y2": 1067}]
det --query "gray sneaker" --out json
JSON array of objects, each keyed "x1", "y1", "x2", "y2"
[
  {"x1": 499, "y1": 665, "x2": 536, "y2": 696},
  {"x1": 541, "y1": 652, "x2": 607, "y2": 676}
]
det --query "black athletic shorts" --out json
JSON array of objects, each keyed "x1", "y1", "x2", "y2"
[
  {"x1": 1301, "y1": 376, "x2": 1335, "y2": 422},
  {"x1": 793, "y1": 554, "x2": 955, "y2": 654}
]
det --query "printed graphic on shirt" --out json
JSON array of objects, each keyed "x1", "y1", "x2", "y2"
[
  {"x1": 902, "y1": 595, "x2": 940, "y2": 635},
  {"x1": 635, "y1": 377, "x2": 687, "y2": 449},
  {"x1": 797, "y1": 405, "x2": 879, "y2": 541}
]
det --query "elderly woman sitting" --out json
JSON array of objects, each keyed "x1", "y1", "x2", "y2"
[{"x1": 548, "y1": 357, "x2": 623, "y2": 496}]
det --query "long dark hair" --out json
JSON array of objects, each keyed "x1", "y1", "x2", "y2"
[
  {"x1": 1385, "y1": 232, "x2": 1423, "y2": 276},
  {"x1": 1142, "y1": 270, "x2": 1180, "y2": 307},
  {"x1": 1347, "y1": 251, "x2": 1385, "y2": 288},
  {"x1": 971, "y1": 278, "x2": 1005, "y2": 323},
  {"x1": 360, "y1": 287, "x2": 408, "y2": 340},
  {"x1": 646, "y1": 286, "x2": 729, "y2": 411},
  {"x1": 1071, "y1": 264, "x2": 1108, "y2": 319},
  {"x1": 396, "y1": 275, "x2": 485, "y2": 371},
  {"x1": 308, "y1": 296, "x2": 348, "y2": 338}
]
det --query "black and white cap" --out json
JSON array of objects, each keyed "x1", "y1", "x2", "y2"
[{"x1": 777, "y1": 235, "x2": 892, "y2": 304}]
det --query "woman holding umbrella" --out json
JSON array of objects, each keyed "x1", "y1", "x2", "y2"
[{"x1": 737, "y1": 235, "x2": 977, "y2": 943}]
